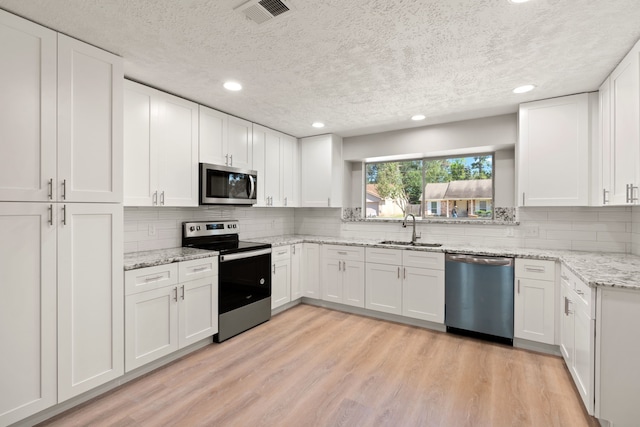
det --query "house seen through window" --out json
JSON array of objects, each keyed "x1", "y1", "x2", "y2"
[{"x1": 365, "y1": 155, "x2": 493, "y2": 220}]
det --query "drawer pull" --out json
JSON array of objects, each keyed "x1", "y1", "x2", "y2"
[
  {"x1": 561, "y1": 274, "x2": 569, "y2": 281},
  {"x1": 192, "y1": 266, "x2": 209, "y2": 272},
  {"x1": 277, "y1": 251, "x2": 287, "y2": 255},
  {"x1": 524, "y1": 266, "x2": 545, "y2": 273},
  {"x1": 144, "y1": 275, "x2": 165, "y2": 282},
  {"x1": 576, "y1": 289, "x2": 585, "y2": 296},
  {"x1": 337, "y1": 251, "x2": 348, "y2": 255}
]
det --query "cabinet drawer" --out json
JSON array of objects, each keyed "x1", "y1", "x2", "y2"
[
  {"x1": 403, "y1": 251, "x2": 444, "y2": 270},
  {"x1": 323, "y1": 245, "x2": 365, "y2": 262},
  {"x1": 561, "y1": 265, "x2": 594, "y2": 315},
  {"x1": 125, "y1": 263, "x2": 178, "y2": 295},
  {"x1": 366, "y1": 247, "x2": 402, "y2": 265},
  {"x1": 272, "y1": 246, "x2": 291, "y2": 262},
  {"x1": 515, "y1": 258, "x2": 555, "y2": 281},
  {"x1": 179, "y1": 257, "x2": 217, "y2": 282}
]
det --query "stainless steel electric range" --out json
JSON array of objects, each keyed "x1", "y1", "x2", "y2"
[{"x1": 182, "y1": 220, "x2": 272, "y2": 342}]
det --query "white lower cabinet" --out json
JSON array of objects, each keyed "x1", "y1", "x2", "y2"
[
  {"x1": 365, "y1": 248, "x2": 445, "y2": 323},
  {"x1": 291, "y1": 243, "x2": 303, "y2": 301},
  {"x1": 559, "y1": 265, "x2": 595, "y2": 415},
  {"x1": 125, "y1": 257, "x2": 218, "y2": 372},
  {"x1": 321, "y1": 245, "x2": 365, "y2": 307},
  {"x1": 272, "y1": 246, "x2": 291, "y2": 309},
  {"x1": 514, "y1": 259, "x2": 556, "y2": 344},
  {"x1": 302, "y1": 243, "x2": 321, "y2": 299}
]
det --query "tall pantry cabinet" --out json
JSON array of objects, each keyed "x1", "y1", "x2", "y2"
[{"x1": 0, "y1": 10, "x2": 124, "y2": 426}]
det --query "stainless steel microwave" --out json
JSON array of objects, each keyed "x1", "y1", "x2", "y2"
[{"x1": 200, "y1": 163, "x2": 257, "y2": 205}]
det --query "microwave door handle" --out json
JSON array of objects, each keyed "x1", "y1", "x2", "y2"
[{"x1": 248, "y1": 175, "x2": 256, "y2": 199}]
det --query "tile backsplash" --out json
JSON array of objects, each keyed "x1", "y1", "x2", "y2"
[{"x1": 124, "y1": 206, "x2": 294, "y2": 253}]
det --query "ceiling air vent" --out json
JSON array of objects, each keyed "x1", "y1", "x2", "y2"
[{"x1": 235, "y1": 0, "x2": 294, "y2": 25}]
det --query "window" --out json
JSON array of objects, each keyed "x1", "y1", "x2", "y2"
[{"x1": 365, "y1": 154, "x2": 493, "y2": 220}]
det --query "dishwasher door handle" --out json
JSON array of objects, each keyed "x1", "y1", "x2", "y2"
[{"x1": 446, "y1": 253, "x2": 513, "y2": 267}]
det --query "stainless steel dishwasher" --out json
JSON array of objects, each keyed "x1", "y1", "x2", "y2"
[{"x1": 445, "y1": 253, "x2": 514, "y2": 344}]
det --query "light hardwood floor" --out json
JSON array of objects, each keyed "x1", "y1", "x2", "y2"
[{"x1": 39, "y1": 304, "x2": 599, "y2": 427}]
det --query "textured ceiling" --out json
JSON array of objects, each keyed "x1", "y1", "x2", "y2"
[{"x1": 1, "y1": 0, "x2": 639, "y2": 138}]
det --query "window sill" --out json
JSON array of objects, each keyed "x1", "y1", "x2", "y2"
[{"x1": 342, "y1": 217, "x2": 518, "y2": 226}]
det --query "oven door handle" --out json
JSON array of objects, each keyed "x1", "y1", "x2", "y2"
[{"x1": 220, "y1": 248, "x2": 272, "y2": 262}]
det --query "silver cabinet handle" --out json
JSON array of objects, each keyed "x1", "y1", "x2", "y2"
[
  {"x1": 342, "y1": 261, "x2": 346, "y2": 271},
  {"x1": 576, "y1": 289, "x2": 584, "y2": 296},
  {"x1": 144, "y1": 275, "x2": 165, "y2": 282},
  {"x1": 160, "y1": 191, "x2": 165, "y2": 205},
  {"x1": 337, "y1": 251, "x2": 347, "y2": 255},
  {"x1": 192, "y1": 266, "x2": 209, "y2": 272},
  {"x1": 48, "y1": 178, "x2": 53, "y2": 200},
  {"x1": 61, "y1": 205, "x2": 66, "y2": 226},
  {"x1": 328, "y1": 198, "x2": 331, "y2": 206},
  {"x1": 62, "y1": 179, "x2": 67, "y2": 200},
  {"x1": 173, "y1": 287, "x2": 178, "y2": 302},
  {"x1": 180, "y1": 285, "x2": 185, "y2": 300},
  {"x1": 631, "y1": 184, "x2": 638, "y2": 203},
  {"x1": 524, "y1": 266, "x2": 545, "y2": 273},
  {"x1": 284, "y1": 197, "x2": 287, "y2": 207},
  {"x1": 229, "y1": 154, "x2": 233, "y2": 166},
  {"x1": 292, "y1": 245, "x2": 296, "y2": 255},
  {"x1": 561, "y1": 274, "x2": 569, "y2": 281},
  {"x1": 397, "y1": 267, "x2": 400, "y2": 279},
  {"x1": 273, "y1": 264, "x2": 276, "y2": 274},
  {"x1": 522, "y1": 192, "x2": 525, "y2": 206},
  {"x1": 603, "y1": 188, "x2": 609, "y2": 205},
  {"x1": 225, "y1": 154, "x2": 229, "y2": 165},
  {"x1": 48, "y1": 204, "x2": 53, "y2": 226},
  {"x1": 403, "y1": 268, "x2": 406, "y2": 280},
  {"x1": 517, "y1": 279, "x2": 520, "y2": 294},
  {"x1": 153, "y1": 191, "x2": 158, "y2": 205},
  {"x1": 277, "y1": 251, "x2": 287, "y2": 255}
]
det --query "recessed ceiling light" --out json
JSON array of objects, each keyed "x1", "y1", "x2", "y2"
[
  {"x1": 223, "y1": 81, "x2": 242, "y2": 91},
  {"x1": 509, "y1": 0, "x2": 530, "y2": 3},
  {"x1": 411, "y1": 114, "x2": 426, "y2": 121},
  {"x1": 312, "y1": 122, "x2": 325, "y2": 128},
  {"x1": 513, "y1": 84, "x2": 536, "y2": 94}
]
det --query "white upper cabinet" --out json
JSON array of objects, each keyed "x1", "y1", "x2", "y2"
[
  {"x1": 601, "y1": 39, "x2": 640, "y2": 205},
  {"x1": 200, "y1": 106, "x2": 253, "y2": 170},
  {"x1": 300, "y1": 134, "x2": 343, "y2": 207},
  {"x1": 0, "y1": 11, "x2": 56, "y2": 202},
  {"x1": 57, "y1": 35, "x2": 123, "y2": 203},
  {"x1": 124, "y1": 81, "x2": 198, "y2": 207},
  {"x1": 518, "y1": 93, "x2": 594, "y2": 207},
  {"x1": 0, "y1": 11, "x2": 123, "y2": 203},
  {"x1": 281, "y1": 134, "x2": 299, "y2": 207}
]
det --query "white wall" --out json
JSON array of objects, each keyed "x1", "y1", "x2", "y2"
[
  {"x1": 295, "y1": 206, "x2": 633, "y2": 253},
  {"x1": 342, "y1": 114, "x2": 517, "y2": 208},
  {"x1": 124, "y1": 207, "x2": 295, "y2": 253}
]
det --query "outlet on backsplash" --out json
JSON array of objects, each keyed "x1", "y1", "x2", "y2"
[
  {"x1": 523, "y1": 226, "x2": 539, "y2": 237},
  {"x1": 148, "y1": 224, "x2": 156, "y2": 236}
]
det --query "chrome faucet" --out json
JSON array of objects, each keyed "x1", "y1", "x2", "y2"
[{"x1": 402, "y1": 213, "x2": 421, "y2": 243}]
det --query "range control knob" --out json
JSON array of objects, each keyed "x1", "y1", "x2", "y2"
[
  {"x1": 233, "y1": 224, "x2": 237, "y2": 228},
  {"x1": 189, "y1": 226, "x2": 195, "y2": 232},
  {"x1": 196, "y1": 226, "x2": 201, "y2": 231},
  {"x1": 227, "y1": 224, "x2": 231, "y2": 228}
]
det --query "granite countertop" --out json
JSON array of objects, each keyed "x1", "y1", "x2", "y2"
[
  {"x1": 249, "y1": 235, "x2": 640, "y2": 291},
  {"x1": 124, "y1": 247, "x2": 218, "y2": 271}
]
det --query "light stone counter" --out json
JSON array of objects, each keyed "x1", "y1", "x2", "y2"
[
  {"x1": 248, "y1": 235, "x2": 640, "y2": 291},
  {"x1": 124, "y1": 247, "x2": 217, "y2": 271}
]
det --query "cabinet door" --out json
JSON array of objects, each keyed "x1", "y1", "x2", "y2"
[
  {"x1": 322, "y1": 258, "x2": 342, "y2": 303},
  {"x1": 609, "y1": 48, "x2": 640, "y2": 205},
  {"x1": 252, "y1": 126, "x2": 267, "y2": 206},
  {"x1": 199, "y1": 105, "x2": 228, "y2": 165},
  {"x1": 227, "y1": 116, "x2": 253, "y2": 169},
  {"x1": 123, "y1": 81, "x2": 157, "y2": 206},
  {"x1": 179, "y1": 276, "x2": 218, "y2": 348},
  {"x1": 600, "y1": 78, "x2": 612, "y2": 205},
  {"x1": 559, "y1": 283, "x2": 575, "y2": 367},
  {"x1": 300, "y1": 135, "x2": 332, "y2": 207},
  {"x1": 403, "y1": 266, "x2": 444, "y2": 323},
  {"x1": 57, "y1": 203, "x2": 124, "y2": 401},
  {"x1": 281, "y1": 134, "x2": 299, "y2": 207},
  {"x1": 366, "y1": 262, "x2": 402, "y2": 314},
  {"x1": 303, "y1": 243, "x2": 321, "y2": 299},
  {"x1": 57, "y1": 34, "x2": 123, "y2": 203},
  {"x1": 518, "y1": 94, "x2": 590, "y2": 206},
  {"x1": 573, "y1": 300, "x2": 594, "y2": 414},
  {"x1": 291, "y1": 244, "x2": 302, "y2": 301},
  {"x1": 272, "y1": 258, "x2": 291, "y2": 309},
  {"x1": 514, "y1": 278, "x2": 555, "y2": 344},
  {"x1": 125, "y1": 286, "x2": 178, "y2": 372},
  {"x1": 156, "y1": 94, "x2": 199, "y2": 206},
  {"x1": 0, "y1": 203, "x2": 57, "y2": 426},
  {"x1": 0, "y1": 11, "x2": 57, "y2": 202},
  {"x1": 343, "y1": 261, "x2": 365, "y2": 308},
  {"x1": 265, "y1": 130, "x2": 282, "y2": 206}
]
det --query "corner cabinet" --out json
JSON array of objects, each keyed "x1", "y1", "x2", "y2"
[
  {"x1": 600, "y1": 38, "x2": 640, "y2": 205},
  {"x1": 300, "y1": 134, "x2": 343, "y2": 207},
  {"x1": 0, "y1": 12, "x2": 123, "y2": 203},
  {"x1": 124, "y1": 81, "x2": 199, "y2": 207},
  {"x1": 518, "y1": 93, "x2": 595, "y2": 207}
]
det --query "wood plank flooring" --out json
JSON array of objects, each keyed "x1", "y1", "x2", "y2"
[{"x1": 39, "y1": 304, "x2": 599, "y2": 427}]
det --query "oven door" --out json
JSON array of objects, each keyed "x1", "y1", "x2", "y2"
[
  {"x1": 218, "y1": 249, "x2": 271, "y2": 314},
  {"x1": 200, "y1": 163, "x2": 257, "y2": 205}
]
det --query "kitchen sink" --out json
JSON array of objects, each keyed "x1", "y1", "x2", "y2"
[{"x1": 379, "y1": 240, "x2": 443, "y2": 248}]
